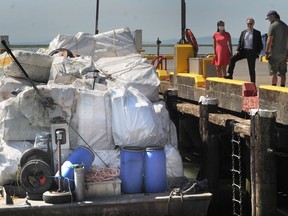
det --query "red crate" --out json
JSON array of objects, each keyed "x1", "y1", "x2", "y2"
[
  {"x1": 242, "y1": 96, "x2": 259, "y2": 113},
  {"x1": 242, "y1": 83, "x2": 257, "y2": 97}
]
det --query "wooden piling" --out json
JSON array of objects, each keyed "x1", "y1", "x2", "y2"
[
  {"x1": 199, "y1": 97, "x2": 220, "y2": 214},
  {"x1": 199, "y1": 102, "x2": 209, "y2": 179},
  {"x1": 250, "y1": 109, "x2": 277, "y2": 216}
]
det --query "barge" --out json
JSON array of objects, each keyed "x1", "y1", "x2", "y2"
[{"x1": 0, "y1": 28, "x2": 213, "y2": 216}]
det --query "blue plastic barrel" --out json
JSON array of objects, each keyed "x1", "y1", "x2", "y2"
[
  {"x1": 120, "y1": 147, "x2": 144, "y2": 194},
  {"x1": 144, "y1": 146, "x2": 167, "y2": 193},
  {"x1": 55, "y1": 146, "x2": 94, "y2": 190}
]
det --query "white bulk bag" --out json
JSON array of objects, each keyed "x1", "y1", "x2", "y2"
[
  {"x1": 44, "y1": 27, "x2": 137, "y2": 57},
  {"x1": 165, "y1": 144, "x2": 184, "y2": 177},
  {"x1": 153, "y1": 101, "x2": 178, "y2": 148},
  {"x1": 0, "y1": 50, "x2": 53, "y2": 83},
  {"x1": 92, "y1": 150, "x2": 120, "y2": 168},
  {"x1": 93, "y1": 27, "x2": 137, "y2": 57},
  {"x1": 0, "y1": 76, "x2": 31, "y2": 102},
  {"x1": 47, "y1": 32, "x2": 96, "y2": 56},
  {"x1": 70, "y1": 88, "x2": 114, "y2": 150},
  {"x1": 110, "y1": 86, "x2": 163, "y2": 147},
  {"x1": 0, "y1": 140, "x2": 33, "y2": 185},
  {"x1": 0, "y1": 85, "x2": 76, "y2": 140},
  {"x1": 95, "y1": 54, "x2": 160, "y2": 102},
  {"x1": 49, "y1": 56, "x2": 95, "y2": 84}
]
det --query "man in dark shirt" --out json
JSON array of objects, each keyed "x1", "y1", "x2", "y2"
[{"x1": 265, "y1": 10, "x2": 288, "y2": 87}]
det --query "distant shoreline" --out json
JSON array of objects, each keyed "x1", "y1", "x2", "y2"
[
  {"x1": 10, "y1": 43, "x2": 239, "y2": 48},
  {"x1": 142, "y1": 44, "x2": 216, "y2": 47},
  {"x1": 7, "y1": 43, "x2": 238, "y2": 56},
  {"x1": 10, "y1": 44, "x2": 49, "y2": 48}
]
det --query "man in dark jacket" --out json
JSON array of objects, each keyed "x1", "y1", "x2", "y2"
[{"x1": 224, "y1": 18, "x2": 263, "y2": 83}]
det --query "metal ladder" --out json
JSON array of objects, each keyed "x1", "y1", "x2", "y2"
[{"x1": 231, "y1": 133, "x2": 243, "y2": 216}]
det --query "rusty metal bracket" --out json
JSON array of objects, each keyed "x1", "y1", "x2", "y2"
[{"x1": 267, "y1": 148, "x2": 288, "y2": 157}]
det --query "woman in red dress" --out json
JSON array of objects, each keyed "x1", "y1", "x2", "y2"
[{"x1": 212, "y1": 21, "x2": 233, "y2": 77}]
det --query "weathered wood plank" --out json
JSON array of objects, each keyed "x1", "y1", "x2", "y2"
[
  {"x1": 177, "y1": 103, "x2": 250, "y2": 136},
  {"x1": 177, "y1": 103, "x2": 199, "y2": 117}
]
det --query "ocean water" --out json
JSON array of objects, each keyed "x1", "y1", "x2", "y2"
[
  {"x1": 142, "y1": 44, "x2": 238, "y2": 56},
  {"x1": 11, "y1": 44, "x2": 238, "y2": 56}
]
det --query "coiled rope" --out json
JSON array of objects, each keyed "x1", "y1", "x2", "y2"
[{"x1": 85, "y1": 167, "x2": 120, "y2": 182}]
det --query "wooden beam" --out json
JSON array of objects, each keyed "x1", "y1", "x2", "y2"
[{"x1": 177, "y1": 103, "x2": 250, "y2": 137}]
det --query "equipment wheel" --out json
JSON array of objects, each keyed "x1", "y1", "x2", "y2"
[
  {"x1": 20, "y1": 159, "x2": 54, "y2": 194},
  {"x1": 26, "y1": 192, "x2": 43, "y2": 201},
  {"x1": 43, "y1": 190, "x2": 73, "y2": 204},
  {"x1": 20, "y1": 148, "x2": 51, "y2": 167}
]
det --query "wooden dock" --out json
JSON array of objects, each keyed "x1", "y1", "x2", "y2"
[
  {"x1": 154, "y1": 56, "x2": 288, "y2": 216},
  {"x1": 151, "y1": 56, "x2": 287, "y2": 86}
]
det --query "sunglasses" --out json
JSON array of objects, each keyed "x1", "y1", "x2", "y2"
[{"x1": 247, "y1": 23, "x2": 253, "y2": 25}]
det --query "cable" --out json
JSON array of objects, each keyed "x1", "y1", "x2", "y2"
[{"x1": 64, "y1": 120, "x2": 109, "y2": 168}]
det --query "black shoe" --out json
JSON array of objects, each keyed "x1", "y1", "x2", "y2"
[{"x1": 223, "y1": 74, "x2": 233, "y2": 79}]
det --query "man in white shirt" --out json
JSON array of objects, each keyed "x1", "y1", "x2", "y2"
[{"x1": 225, "y1": 18, "x2": 263, "y2": 83}]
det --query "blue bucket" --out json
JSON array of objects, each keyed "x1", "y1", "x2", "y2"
[
  {"x1": 144, "y1": 146, "x2": 167, "y2": 193},
  {"x1": 120, "y1": 147, "x2": 144, "y2": 194},
  {"x1": 55, "y1": 146, "x2": 94, "y2": 190}
]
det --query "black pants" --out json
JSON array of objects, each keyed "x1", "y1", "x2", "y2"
[{"x1": 227, "y1": 49, "x2": 257, "y2": 83}]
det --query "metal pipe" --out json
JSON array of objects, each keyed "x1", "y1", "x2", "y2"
[
  {"x1": 74, "y1": 166, "x2": 85, "y2": 201},
  {"x1": 95, "y1": 0, "x2": 100, "y2": 34},
  {"x1": 56, "y1": 130, "x2": 63, "y2": 192},
  {"x1": 180, "y1": 0, "x2": 186, "y2": 44},
  {"x1": 156, "y1": 37, "x2": 161, "y2": 57}
]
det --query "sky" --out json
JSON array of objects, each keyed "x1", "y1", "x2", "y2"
[{"x1": 0, "y1": 0, "x2": 287, "y2": 44}]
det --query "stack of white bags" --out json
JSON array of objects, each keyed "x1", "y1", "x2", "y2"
[{"x1": 0, "y1": 27, "x2": 183, "y2": 186}]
